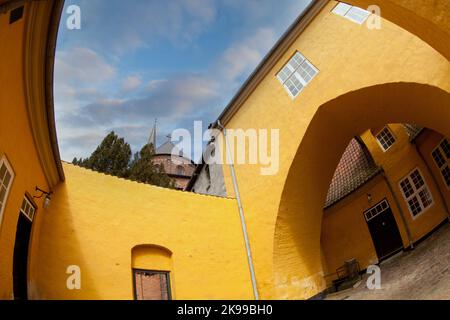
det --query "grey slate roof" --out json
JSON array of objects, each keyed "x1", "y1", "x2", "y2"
[{"x1": 155, "y1": 140, "x2": 182, "y2": 156}]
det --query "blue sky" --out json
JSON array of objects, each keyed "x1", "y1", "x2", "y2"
[{"x1": 55, "y1": 0, "x2": 312, "y2": 161}]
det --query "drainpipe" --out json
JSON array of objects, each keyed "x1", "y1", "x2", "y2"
[
  {"x1": 215, "y1": 120, "x2": 260, "y2": 300},
  {"x1": 382, "y1": 171, "x2": 414, "y2": 249}
]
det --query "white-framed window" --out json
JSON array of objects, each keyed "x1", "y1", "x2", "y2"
[
  {"x1": 332, "y1": 2, "x2": 371, "y2": 25},
  {"x1": 375, "y1": 126, "x2": 396, "y2": 152},
  {"x1": 399, "y1": 168, "x2": 434, "y2": 219},
  {"x1": 364, "y1": 199, "x2": 389, "y2": 222},
  {"x1": 431, "y1": 138, "x2": 450, "y2": 188},
  {"x1": 277, "y1": 51, "x2": 319, "y2": 99},
  {"x1": 0, "y1": 157, "x2": 14, "y2": 225},
  {"x1": 20, "y1": 196, "x2": 36, "y2": 222}
]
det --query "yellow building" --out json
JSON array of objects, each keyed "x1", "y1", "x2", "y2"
[{"x1": 0, "y1": 0, "x2": 449, "y2": 300}]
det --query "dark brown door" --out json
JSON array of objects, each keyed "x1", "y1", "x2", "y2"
[
  {"x1": 133, "y1": 270, "x2": 171, "y2": 300},
  {"x1": 364, "y1": 199, "x2": 404, "y2": 260},
  {"x1": 13, "y1": 214, "x2": 32, "y2": 300}
]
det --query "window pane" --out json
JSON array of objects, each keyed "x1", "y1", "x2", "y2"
[
  {"x1": 0, "y1": 164, "x2": 6, "y2": 181},
  {"x1": 3, "y1": 171, "x2": 11, "y2": 187},
  {"x1": 400, "y1": 179, "x2": 414, "y2": 198},
  {"x1": 0, "y1": 186, "x2": 6, "y2": 203},
  {"x1": 432, "y1": 149, "x2": 446, "y2": 168},
  {"x1": 410, "y1": 170, "x2": 424, "y2": 189},
  {"x1": 419, "y1": 188, "x2": 433, "y2": 208},
  {"x1": 332, "y1": 2, "x2": 352, "y2": 17},
  {"x1": 441, "y1": 139, "x2": 450, "y2": 159},
  {"x1": 345, "y1": 6, "x2": 371, "y2": 24},
  {"x1": 408, "y1": 196, "x2": 422, "y2": 216},
  {"x1": 442, "y1": 166, "x2": 450, "y2": 187},
  {"x1": 277, "y1": 65, "x2": 292, "y2": 83}
]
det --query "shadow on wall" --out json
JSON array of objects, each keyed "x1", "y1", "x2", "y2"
[
  {"x1": 30, "y1": 184, "x2": 101, "y2": 299},
  {"x1": 273, "y1": 82, "x2": 450, "y2": 299}
]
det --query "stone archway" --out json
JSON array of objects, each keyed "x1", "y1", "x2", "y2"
[{"x1": 273, "y1": 82, "x2": 450, "y2": 299}]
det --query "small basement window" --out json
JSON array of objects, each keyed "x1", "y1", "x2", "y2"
[
  {"x1": 399, "y1": 168, "x2": 433, "y2": 218},
  {"x1": 277, "y1": 51, "x2": 318, "y2": 99},
  {"x1": 332, "y1": 2, "x2": 371, "y2": 25},
  {"x1": 375, "y1": 126, "x2": 396, "y2": 152},
  {"x1": 431, "y1": 138, "x2": 450, "y2": 188}
]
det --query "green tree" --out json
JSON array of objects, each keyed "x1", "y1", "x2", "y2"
[
  {"x1": 72, "y1": 132, "x2": 175, "y2": 189},
  {"x1": 78, "y1": 131, "x2": 131, "y2": 178},
  {"x1": 129, "y1": 143, "x2": 175, "y2": 188}
]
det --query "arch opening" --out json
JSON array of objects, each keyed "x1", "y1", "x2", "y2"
[{"x1": 273, "y1": 82, "x2": 450, "y2": 299}]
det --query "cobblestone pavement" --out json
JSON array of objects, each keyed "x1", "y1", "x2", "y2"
[{"x1": 326, "y1": 222, "x2": 450, "y2": 300}]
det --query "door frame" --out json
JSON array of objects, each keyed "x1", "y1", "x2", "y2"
[
  {"x1": 13, "y1": 194, "x2": 37, "y2": 300},
  {"x1": 363, "y1": 198, "x2": 404, "y2": 260}
]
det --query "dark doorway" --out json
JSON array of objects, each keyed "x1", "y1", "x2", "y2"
[
  {"x1": 364, "y1": 199, "x2": 404, "y2": 260},
  {"x1": 13, "y1": 213, "x2": 32, "y2": 300}
]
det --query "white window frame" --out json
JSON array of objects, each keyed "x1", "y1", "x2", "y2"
[
  {"x1": 398, "y1": 168, "x2": 434, "y2": 220},
  {"x1": 277, "y1": 51, "x2": 319, "y2": 99},
  {"x1": 431, "y1": 138, "x2": 450, "y2": 190},
  {"x1": 375, "y1": 126, "x2": 396, "y2": 152},
  {"x1": 20, "y1": 196, "x2": 36, "y2": 222},
  {"x1": 364, "y1": 199, "x2": 390, "y2": 222},
  {"x1": 0, "y1": 156, "x2": 15, "y2": 228},
  {"x1": 332, "y1": 2, "x2": 372, "y2": 25}
]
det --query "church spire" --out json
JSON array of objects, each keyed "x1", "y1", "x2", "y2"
[{"x1": 148, "y1": 119, "x2": 157, "y2": 148}]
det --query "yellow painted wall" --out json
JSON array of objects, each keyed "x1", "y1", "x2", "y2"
[
  {"x1": 30, "y1": 163, "x2": 253, "y2": 300},
  {"x1": 0, "y1": 4, "x2": 52, "y2": 299},
  {"x1": 415, "y1": 130, "x2": 450, "y2": 213},
  {"x1": 347, "y1": 0, "x2": 450, "y2": 60},
  {"x1": 321, "y1": 175, "x2": 409, "y2": 284},
  {"x1": 1, "y1": 0, "x2": 450, "y2": 301},
  {"x1": 360, "y1": 125, "x2": 448, "y2": 243},
  {"x1": 220, "y1": 1, "x2": 450, "y2": 299}
]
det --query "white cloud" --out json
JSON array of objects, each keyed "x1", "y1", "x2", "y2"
[
  {"x1": 121, "y1": 75, "x2": 142, "y2": 92},
  {"x1": 55, "y1": 47, "x2": 116, "y2": 85},
  {"x1": 218, "y1": 28, "x2": 277, "y2": 82}
]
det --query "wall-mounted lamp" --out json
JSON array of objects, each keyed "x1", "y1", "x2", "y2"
[
  {"x1": 367, "y1": 193, "x2": 372, "y2": 203},
  {"x1": 34, "y1": 186, "x2": 53, "y2": 209}
]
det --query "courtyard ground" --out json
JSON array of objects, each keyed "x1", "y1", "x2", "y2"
[{"x1": 325, "y1": 221, "x2": 450, "y2": 300}]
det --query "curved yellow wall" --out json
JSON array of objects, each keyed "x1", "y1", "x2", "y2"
[{"x1": 0, "y1": 4, "x2": 52, "y2": 299}]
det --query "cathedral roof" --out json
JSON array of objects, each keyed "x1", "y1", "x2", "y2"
[{"x1": 155, "y1": 140, "x2": 180, "y2": 155}]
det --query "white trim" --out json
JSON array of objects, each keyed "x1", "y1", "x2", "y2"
[
  {"x1": 276, "y1": 51, "x2": 319, "y2": 100},
  {"x1": 375, "y1": 126, "x2": 396, "y2": 152},
  {"x1": 0, "y1": 155, "x2": 15, "y2": 229},
  {"x1": 431, "y1": 138, "x2": 450, "y2": 190},
  {"x1": 398, "y1": 167, "x2": 434, "y2": 220}
]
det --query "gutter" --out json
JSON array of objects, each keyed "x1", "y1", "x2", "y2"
[{"x1": 214, "y1": 120, "x2": 260, "y2": 300}]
